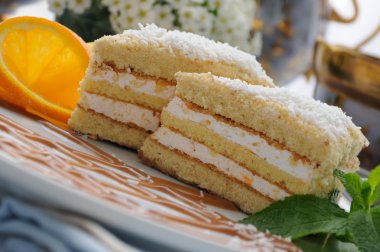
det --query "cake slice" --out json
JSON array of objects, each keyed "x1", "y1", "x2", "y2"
[
  {"x1": 68, "y1": 24, "x2": 274, "y2": 150},
  {"x1": 139, "y1": 72, "x2": 368, "y2": 213}
]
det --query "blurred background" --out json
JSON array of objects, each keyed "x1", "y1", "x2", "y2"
[{"x1": 1, "y1": 0, "x2": 379, "y2": 171}]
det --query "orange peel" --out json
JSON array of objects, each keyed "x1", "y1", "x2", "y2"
[{"x1": 0, "y1": 16, "x2": 89, "y2": 123}]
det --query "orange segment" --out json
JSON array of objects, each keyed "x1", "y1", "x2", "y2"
[{"x1": 0, "y1": 16, "x2": 89, "y2": 123}]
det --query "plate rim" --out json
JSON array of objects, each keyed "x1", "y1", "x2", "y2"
[{"x1": 0, "y1": 156, "x2": 240, "y2": 252}]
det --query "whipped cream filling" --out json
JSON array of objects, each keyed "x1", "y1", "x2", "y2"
[
  {"x1": 165, "y1": 97, "x2": 313, "y2": 181},
  {"x1": 89, "y1": 67, "x2": 176, "y2": 100},
  {"x1": 82, "y1": 92, "x2": 160, "y2": 132},
  {"x1": 153, "y1": 127, "x2": 290, "y2": 200}
]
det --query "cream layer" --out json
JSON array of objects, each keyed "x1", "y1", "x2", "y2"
[
  {"x1": 152, "y1": 127, "x2": 290, "y2": 200},
  {"x1": 165, "y1": 97, "x2": 313, "y2": 182},
  {"x1": 82, "y1": 92, "x2": 160, "y2": 132},
  {"x1": 88, "y1": 66, "x2": 176, "y2": 100}
]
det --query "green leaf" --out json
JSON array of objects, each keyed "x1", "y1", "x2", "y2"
[
  {"x1": 343, "y1": 174, "x2": 365, "y2": 211},
  {"x1": 361, "y1": 181, "x2": 372, "y2": 209},
  {"x1": 294, "y1": 235, "x2": 359, "y2": 252},
  {"x1": 368, "y1": 165, "x2": 380, "y2": 189},
  {"x1": 347, "y1": 209, "x2": 380, "y2": 252},
  {"x1": 334, "y1": 170, "x2": 365, "y2": 211},
  {"x1": 334, "y1": 169, "x2": 347, "y2": 183},
  {"x1": 370, "y1": 206, "x2": 380, "y2": 239},
  {"x1": 240, "y1": 195, "x2": 348, "y2": 239},
  {"x1": 370, "y1": 184, "x2": 380, "y2": 206},
  {"x1": 329, "y1": 188, "x2": 341, "y2": 204},
  {"x1": 368, "y1": 166, "x2": 380, "y2": 205}
]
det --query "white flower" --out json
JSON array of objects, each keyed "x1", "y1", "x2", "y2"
[
  {"x1": 208, "y1": 0, "x2": 222, "y2": 10},
  {"x1": 100, "y1": 0, "x2": 113, "y2": 6},
  {"x1": 134, "y1": 8, "x2": 155, "y2": 25},
  {"x1": 166, "y1": 0, "x2": 190, "y2": 9},
  {"x1": 212, "y1": 1, "x2": 252, "y2": 48},
  {"x1": 239, "y1": 0, "x2": 256, "y2": 19},
  {"x1": 249, "y1": 31, "x2": 262, "y2": 56},
  {"x1": 118, "y1": 5, "x2": 155, "y2": 29},
  {"x1": 110, "y1": 13, "x2": 124, "y2": 33},
  {"x1": 152, "y1": 5, "x2": 175, "y2": 30},
  {"x1": 118, "y1": 14, "x2": 140, "y2": 30},
  {"x1": 190, "y1": 0, "x2": 203, "y2": 4},
  {"x1": 118, "y1": 0, "x2": 139, "y2": 17},
  {"x1": 104, "y1": 0, "x2": 123, "y2": 14},
  {"x1": 216, "y1": 17, "x2": 250, "y2": 45},
  {"x1": 47, "y1": 0, "x2": 67, "y2": 16},
  {"x1": 137, "y1": 0, "x2": 155, "y2": 10},
  {"x1": 178, "y1": 6, "x2": 198, "y2": 32},
  {"x1": 179, "y1": 6, "x2": 213, "y2": 35},
  {"x1": 213, "y1": 3, "x2": 232, "y2": 31},
  {"x1": 196, "y1": 7, "x2": 214, "y2": 36},
  {"x1": 67, "y1": 0, "x2": 92, "y2": 14}
]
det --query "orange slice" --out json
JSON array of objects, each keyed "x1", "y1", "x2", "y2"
[{"x1": 0, "y1": 16, "x2": 89, "y2": 124}]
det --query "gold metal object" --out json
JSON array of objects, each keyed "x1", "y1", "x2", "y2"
[
  {"x1": 329, "y1": 0, "x2": 359, "y2": 23},
  {"x1": 313, "y1": 39, "x2": 380, "y2": 109},
  {"x1": 355, "y1": 24, "x2": 380, "y2": 50}
]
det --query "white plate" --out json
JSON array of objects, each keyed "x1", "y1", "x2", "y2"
[{"x1": 0, "y1": 103, "x2": 299, "y2": 252}]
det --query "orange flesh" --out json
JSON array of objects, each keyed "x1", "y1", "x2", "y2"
[{"x1": 0, "y1": 17, "x2": 89, "y2": 123}]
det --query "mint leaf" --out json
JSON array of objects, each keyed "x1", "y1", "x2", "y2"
[
  {"x1": 240, "y1": 195, "x2": 348, "y2": 239},
  {"x1": 342, "y1": 174, "x2": 365, "y2": 211},
  {"x1": 294, "y1": 235, "x2": 359, "y2": 252},
  {"x1": 368, "y1": 166, "x2": 380, "y2": 205},
  {"x1": 361, "y1": 181, "x2": 372, "y2": 209},
  {"x1": 347, "y1": 209, "x2": 380, "y2": 252},
  {"x1": 240, "y1": 168, "x2": 380, "y2": 251},
  {"x1": 335, "y1": 170, "x2": 365, "y2": 211},
  {"x1": 334, "y1": 169, "x2": 346, "y2": 183},
  {"x1": 370, "y1": 206, "x2": 380, "y2": 238},
  {"x1": 370, "y1": 184, "x2": 380, "y2": 206},
  {"x1": 368, "y1": 165, "x2": 380, "y2": 188},
  {"x1": 329, "y1": 188, "x2": 341, "y2": 203}
]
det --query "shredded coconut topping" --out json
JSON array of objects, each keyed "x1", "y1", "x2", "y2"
[
  {"x1": 100, "y1": 24, "x2": 269, "y2": 81},
  {"x1": 213, "y1": 75, "x2": 362, "y2": 140}
]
